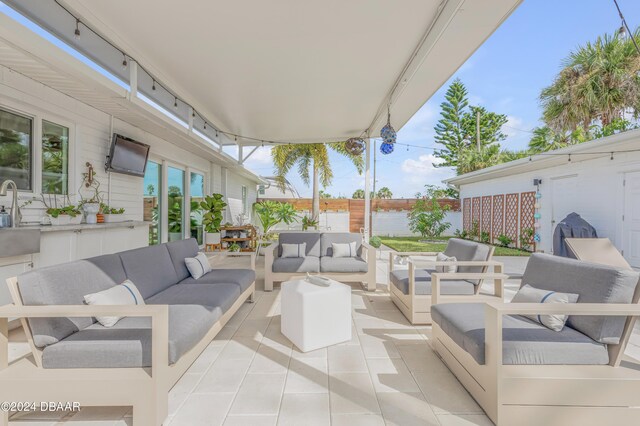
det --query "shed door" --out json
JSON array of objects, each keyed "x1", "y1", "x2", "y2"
[
  {"x1": 623, "y1": 171, "x2": 640, "y2": 267},
  {"x1": 550, "y1": 175, "x2": 578, "y2": 247}
]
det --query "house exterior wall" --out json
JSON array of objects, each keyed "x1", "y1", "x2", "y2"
[
  {"x1": 0, "y1": 65, "x2": 258, "y2": 226},
  {"x1": 457, "y1": 151, "x2": 640, "y2": 254}
]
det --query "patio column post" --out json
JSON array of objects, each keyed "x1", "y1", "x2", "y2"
[
  {"x1": 364, "y1": 137, "x2": 371, "y2": 242},
  {"x1": 221, "y1": 167, "x2": 229, "y2": 222}
]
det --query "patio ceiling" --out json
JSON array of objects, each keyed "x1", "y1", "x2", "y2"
[{"x1": 59, "y1": 0, "x2": 522, "y2": 144}]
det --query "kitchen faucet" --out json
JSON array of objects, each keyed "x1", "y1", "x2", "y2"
[{"x1": 0, "y1": 180, "x2": 21, "y2": 227}]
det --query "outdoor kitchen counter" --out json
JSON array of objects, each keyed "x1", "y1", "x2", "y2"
[{"x1": 16, "y1": 220, "x2": 149, "y2": 232}]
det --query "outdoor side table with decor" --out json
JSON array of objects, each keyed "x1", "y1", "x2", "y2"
[{"x1": 281, "y1": 278, "x2": 351, "y2": 352}]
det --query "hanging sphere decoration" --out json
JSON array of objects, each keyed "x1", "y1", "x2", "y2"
[
  {"x1": 380, "y1": 107, "x2": 397, "y2": 145},
  {"x1": 345, "y1": 137, "x2": 366, "y2": 156},
  {"x1": 533, "y1": 233, "x2": 541, "y2": 243},
  {"x1": 380, "y1": 142, "x2": 395, "y2": 155},
  {"x1": 535, "y1": 193, "x2": 542, "y2": 199}
]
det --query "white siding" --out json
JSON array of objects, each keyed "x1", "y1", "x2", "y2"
[
  {"x1": 458, "y1": 152, "x2": 640, "y2": 253},
  {"x1": 0, "y1": 65, "x2": 259, "y2": 225}
]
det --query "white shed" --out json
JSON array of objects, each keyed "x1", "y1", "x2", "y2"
[{"x1": 444, "y1": 129, "x2": 640, "y2": 267}]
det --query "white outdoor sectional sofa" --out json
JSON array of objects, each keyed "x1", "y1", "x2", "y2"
[
  {"x1": 431, "y1": 253, "x2": 640, "y2": 425},
  {"x1": 264, "y1": 232, "x2": 376, "y2": 291},
  {"x1": 0, "y1": 238, "x2": 256, "y2": 426}
]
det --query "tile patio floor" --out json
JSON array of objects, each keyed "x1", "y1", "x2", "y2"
[{"x1": 8, "y1": 247, "x2": 640, "y2": 425}]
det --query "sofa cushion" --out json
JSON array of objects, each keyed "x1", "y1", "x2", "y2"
[
  {"x1": 85, "y1": 253, "x2": 127, "y2": 284},
  {"x1": 180, "y1": 269, "x2": 256, "y2": 292},
  {"x1": 147, "y1": 283, "x2": 241, "y2": 314},
  {"x1": 18, "y1": 258, "x2": 121, "y2": 348},
  {"x1": 119, "y1": 244, "x2": 179, "y2": 299},
  {"x1": 185, "y1": 252, "x2": 212, "y2": 280},
  {"x1": 320, "y1": 233, "x2": 362, "y2": 257},
  {"x1": 273, "y1": 256, "x2": 320, "y2": 273},
  {"x1": 444, "y1": 238, "x2": 492, "y2": 284},
  {"x1": 166, "y1": 239, "x2": 200, "y2": 281},
  {"x1": 390, "y1": 269, "x2": 475, "y2": 296},
  {"x1": 281, "y1": 243, "x2": 306, "y2": 258},
  {"x1": 432, "y1": 303, "x2": 609, "y2": 365},
  {"x1": 41, "y1": 304, "x2": 220, "y2": 368},
  {"x1": 84, "y1": 280, "x2": 146, "y2": 327},
  {"x1": 278, "y1": 232, "x2": 321, "y2": 257},
  {"x1": 320, "y1": 256, "x2": 368, "y2": 273},
  {"x1": 521, "y1": 253, "x2": 640, "y2": 344}
]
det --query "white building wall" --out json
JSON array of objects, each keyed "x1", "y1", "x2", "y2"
[
  {"x1": 372, "y1": 211, "x2": 461, "y2": 237},
  {"x1": 0, "y1": 65, "x2": 258, "y2": 225},
  {"x1": 227, "y1": 171, "x2": 257, "y2": 223},
  {"x1": 457, "y1": 152, "x2": 640, "y2": 253}
]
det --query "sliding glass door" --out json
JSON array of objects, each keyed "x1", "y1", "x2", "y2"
[
  {"x1": 143, "y1": 161, "x2": 162, "y2": 245},
  {"x1": 167, "y1": 166, "x2": 185, "y2": 241},
  {"x1": 190, "y1": 172, "x2": 205, "y2": 245}
]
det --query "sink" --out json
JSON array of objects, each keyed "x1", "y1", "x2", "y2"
[{"x1": 0, "y1": 228, "x2": 41, "y2": 258}]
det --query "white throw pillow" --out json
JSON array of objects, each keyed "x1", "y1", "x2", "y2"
[
  {"x1": 84, "y1": 280, "x2": 145, "y2": 327},
  {"x1": 185, "y1": 252, "x2": 212, "y2": 279},
  {"x1": 281, "y1": 243, "x2": 306, "y2": 258},
  {"x1": 332, "y1": 242, "x2": 357, "y2": 258},
  {"x1": 435, "y1": 252, "x2": 458, "y2": 273},
  {"x1": 511, "y1": 284, "x2": 579, "y2": 332}
]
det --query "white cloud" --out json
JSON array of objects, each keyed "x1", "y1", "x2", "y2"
[
  {"x1": 399, "y1": 154, "x2": 455, "y2": 194},
  {"x1": 502, "y1": 115, "x2": 524, "y2": 138},
  {"x1": 244, "y1": 146, "x2": 272, "y2": 165}
]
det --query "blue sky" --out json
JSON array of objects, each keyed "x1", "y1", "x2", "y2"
[{"x1": 244, "y1": 0, "x2": 640, "y2": 198}]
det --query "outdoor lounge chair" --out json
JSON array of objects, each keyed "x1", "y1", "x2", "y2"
[
  {"x1": 431, "y1": 253, "x2": 640, "y2": 425},
  {"x1": 388, "y1": 238, "x2": 504, "y2": 324}
]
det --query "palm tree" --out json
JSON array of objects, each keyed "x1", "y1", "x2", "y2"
[
  {"x1": 272, "y1": 143, "x2": 363, "y2": 220},
  {"x1": 528, "y1": 126, "x2": 571, "y2": 153},
  {"x1": 377, "y1": 187, "x2": 393, "y2": 199},
  {"x1": 457, "y1": 144, "x2": 502, "y2": 175},
  {"x1": 540, "y1": 30, "x2": 640, "y2": 133}
]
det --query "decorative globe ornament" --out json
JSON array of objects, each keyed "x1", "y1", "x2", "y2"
[
  {"x1": 380, "y1": 142, "x2": 394, "y2": 155},
  {"x1": 534, "y1": 213, "x2": 541, "y2": 219},
  {"x1": 534, "y1": 233, "x2": 541, "y2": 243},
  {"x1": 535, "y1": 193, "x2": 542, "y2": 199},
  {"x1": 380, "y1": 107, "x2": 397, "y2": 145},
  {"x1": 345, "y1": 138, "x2": 365, "y2": 156}
]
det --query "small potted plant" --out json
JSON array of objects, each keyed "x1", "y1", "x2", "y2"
[
  {"x1": 301, "y1": 215, "x2": 319, "y2": 231},
  {"x1": 103, "y1": 206, "x2": 126, "y2": 223},
  {"x1": 200, "y1": 193, "x2": 227, "y2": 246},
  {"x1": 228, "y1": 242, "x2": 241, "y2": 252},
  {"x1": 78, "y1": 163, "x2": 103, "y2": 224}
]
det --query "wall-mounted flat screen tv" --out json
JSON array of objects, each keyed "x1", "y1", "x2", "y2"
[{"x1": 106, "y1": 134, "x2": 150, "y2": 177}]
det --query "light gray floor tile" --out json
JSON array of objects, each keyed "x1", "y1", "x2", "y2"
[{"x1": 277, "y1": 393, "x2": 330, "y2": 426}]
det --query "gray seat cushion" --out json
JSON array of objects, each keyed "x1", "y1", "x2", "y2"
[
  {"x1": 522, "y1": 253, "x2": 640, "y2": 344},
  {"x1": 432, "y1": 303, "x2": 609, "y2": 365},
  {"x1": 320, "y1": 233, "x2": 363, "y2": 257},
  {"x1": 18, "y1": 258, "x2": 122, "y2": 348},
  {"x1": 320, "y1": 256, "x2": 368, "y2": 273},
  {"x1": 444, "y1": 238, "x2": 492, "y2": 284},
  {"x1": 41, "y1": 304, "x2": 219, "y2": 368},
  {"x1": 390, "y1": 269, "x2": 475, "y2": 296},
  {"x1": 180, "y1": 269, "x2": 256, "y2": 292},
  {"x1": 119, "y1": 244, "x2": 179, "y2": 299},
  {"x1": 147, "y1": 283, "x2": 241, "y2": 314},
  {"x1": 278, "y1": 232, "x2": 321, "y2": 257},
  {"x1": 166, "y1": 238, "x2": 200, "y2": 281},
  {"x1": 273, "y1": 256, "x2": 320, "y2": 273}
]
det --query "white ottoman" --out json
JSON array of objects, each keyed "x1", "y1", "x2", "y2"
[{"x1": 281, "y1": 278, "x2": 351, "y2": 352}]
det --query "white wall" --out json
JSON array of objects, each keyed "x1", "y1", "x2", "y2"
[
  {"x1": 458, "y1": 151, "x2": 640, "y2": 254},
  {"x1": 0, "y1": 65, "x2": 258, "y2": 226}
]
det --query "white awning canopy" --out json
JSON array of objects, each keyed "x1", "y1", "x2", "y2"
[{"x1": 43, "y1": 0, "x2": 522, "y2": 144}]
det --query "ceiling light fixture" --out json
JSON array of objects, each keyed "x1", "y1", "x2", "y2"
[
  {"x1": 74, "y1": 19, "x2": 80, "y2": 39},
  {"x1": 174, "y1": 97, "x2": 178, "y2": 108},
  {"x1": 152, "y1": 80, "x2": 156, "y2": 91},
  {"x1": 121, "y1": 53, "x2": 128, "y2": 69}
]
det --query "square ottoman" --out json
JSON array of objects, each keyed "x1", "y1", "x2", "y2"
[{"x1": 281, "y1": 278, "x2": 351, "y2": 352}]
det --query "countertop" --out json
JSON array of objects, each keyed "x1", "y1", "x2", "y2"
[{"x1": 4, "y1": 220, "x2": 149, "y2": 233}]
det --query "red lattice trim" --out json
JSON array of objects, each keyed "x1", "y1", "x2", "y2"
[
  {"x1": 492, "y1": 194, "x2": 504, "y2": 242},
  {"x1": 481, "y1": 196, "x2": 492, "y2": 237},
  {"x1": 463, "y1": 198, "x2": 471, "y2": 231},
  {"x1": 505, "y1": 193, "x2": 519, "y2": 243}
]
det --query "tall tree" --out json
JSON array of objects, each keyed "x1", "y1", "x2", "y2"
[
  {"x1": 457, "y1": 144, "x2": 502, "y2": 175},
  {"x1": 377, "y1": 187, "x2": 393, "y2": 199},
  {"x1": 433, "y1": 79, "x2": 469, "y2": 168},
  {"x1": 540, "y1": 30, "x2": 640, "y2": 133},
  {"x1": 272, "y1": 143, "x2": 363, "y2": 220}
]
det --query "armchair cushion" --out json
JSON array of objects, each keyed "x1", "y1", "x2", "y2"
[
  {"x1": 521, "y1": 253, "x2": 640, "y2": 344},
  {"x1": 273, "y1": 256, "x2": 320, "y2": 273},
  {"x1": 435, "y1": 253, "x2": 458, "y2": 273},
  {"x1": 41, "y1": 304, "x2": 220, "y2": 368},
  {"x1": 511, "y1": 284, "x2": 579, "y2": 332},
  {"x1": 432, "y1": 303, "x2": 609, "y2": 365},
  {"x1": 444, "y1": 238, "x2": 492, "y2": 284},
  {"x1": 278, "y1": 233, "x2": 320, "y2": 257},
  {"x1": 179, "y1": 269, "x2": 256, "y2": 292},
  {"x1": 320, "y1": 256, "x2": 368, "y2": 273},
  {"x1": 320, "y1": 233, "x2": 362, "y2": 257},
  {"x1": 390, "y1": 269, "x2": 475, "y2": 296}
]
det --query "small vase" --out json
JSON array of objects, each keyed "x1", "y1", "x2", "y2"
[{"x1": 83, "y1": 203, "x2": 100, "y2": 224}]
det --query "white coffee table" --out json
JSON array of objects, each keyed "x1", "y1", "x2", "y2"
[{"x1": 281, "y1": 278, "x2": 351, "y2": 352}]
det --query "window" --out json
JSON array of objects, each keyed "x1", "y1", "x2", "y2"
[
  {"x1": 190, "y1": 172, "x2": 205, "y2": 245},
  {"x1": 42, "y1": 120, "x2": 69, "y2": 194},
  {"x1": 168, "y1": 166, "x2": 185, "y2": 241},
  {"x1": 144, "y1": 161, "x2": 162, "y2": 245},
  {"x1": 0, "y1": 109, "x2": 33, "y2": 190}
]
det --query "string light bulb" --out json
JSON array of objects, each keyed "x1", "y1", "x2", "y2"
[
  {"x1": 204, "y1": 122, "x2": 207, "y2": 129},
  {"x1": 152, "y1": 80, "x2": 156, "y2": 91},
  {"x1": 74, "y1": 19, "x2": 81, "y2": 39},
  {"x1": 611, "y1": 152, "x2": 614, "y2": 160},
  {"x1": 568, "y1": 154, "x2": 572, "y2": 162},
  {"x1": 121, "y1": 53, "x2": 128, "y2": 69},
  {"x1": 174, "y1": 97, "x2": 178, "y2": 108}
]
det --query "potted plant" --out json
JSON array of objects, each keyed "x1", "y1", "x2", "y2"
[
  {"x1": 78, "y1": 163, "x2": 103, "y2": 224},
  {"x1": 103, "y1": 206, "x2": 126, "y2": 223},
  {"x1": 301, "y1": 215, "x2": 319, "y2": 231},
  {"x1": 200, "y1": 193, "x2": 227, "y2": 245},
  {"x1": 228, "y1": 242, "x2": 241, "y2": 252}
]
